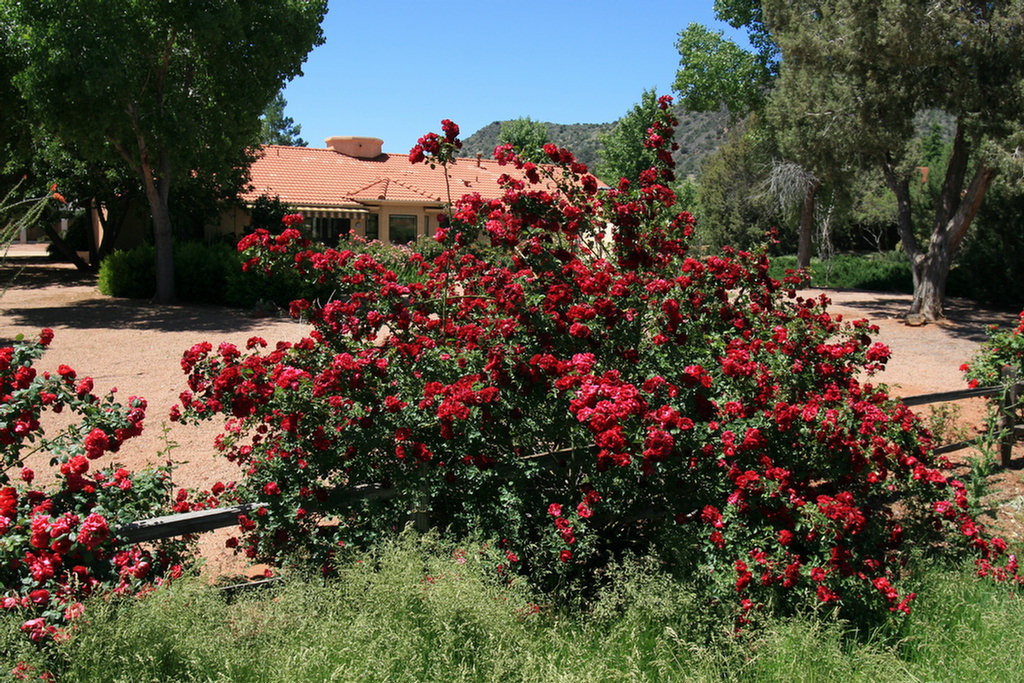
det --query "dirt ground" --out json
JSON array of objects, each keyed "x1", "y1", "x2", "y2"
[{"x1": 2, "y1": 244, "x2": 1023, "y2": 574}]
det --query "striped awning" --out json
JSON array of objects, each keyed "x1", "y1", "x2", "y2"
[{"x1": 293, "y1": 207, "x2": 370, "y2": 219}]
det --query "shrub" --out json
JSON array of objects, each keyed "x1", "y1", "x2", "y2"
[
  {"x1": 97, "y1": 244, "x2": 157, "y2": 299},
  {"x1": 176, "y1": 108, "x2": 1021, "y2": 628},
  {"x1": 962, "y1": 310, "x2": 1024, "y2": 432},
  {"x1": 0, "y1": 331, "x2": 200, "y2": 646},
  {"x1": 768, "y1": 252, "x2": 913, "y2": 292},
  {"x1": 99, "y1": 241, "x2": 252, "y2": 307},
  {"x1": 173, "y1": 241, "x2": 238, "y2": 305},
  {"x1": 947, "y1": 183, "x2": 1024, "y2": 308},
  {"x1": 223, "y1": 229, "x2": 336, "y2": 311}
]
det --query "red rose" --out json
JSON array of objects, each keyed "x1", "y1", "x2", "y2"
[{"x1": 84, "y1": 428, "x2": 109, "y2": 459}]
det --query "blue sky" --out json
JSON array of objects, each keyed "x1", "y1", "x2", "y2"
[{"x1": 282, "y1": 1, "x2": 745, "y2": 154}]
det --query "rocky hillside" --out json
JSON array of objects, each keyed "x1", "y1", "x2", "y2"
[{"x1": 459, "y1": 106, "x2": 732, "y2": 180}]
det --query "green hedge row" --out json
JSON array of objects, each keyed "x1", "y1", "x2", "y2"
[
  {"x1": 97, "y1": 237, "x2": 448, "y2": 309},
  {"x1": 767, "y1": 251, "x2": 914, "y2": 292},
  {"x1": 97, "y1": 240, "x2": 334, "y2": 309},
  {"x1": 767, "y1": 249, "x2": 1021, "y2": 310}
]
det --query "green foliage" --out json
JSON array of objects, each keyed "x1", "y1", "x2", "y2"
[
  {"x1": 97, "y1": 238, "x2": 343, "y2": 309},
  {"x1": 948, "y1": 180, "x2": 1024, "y2": 309},
  {"x1": 2, "y1": 0, "x2": 327, "y2": 301},
  {"x1": 98, "y1": 241, "x2": 240, "y2": 304},
  {"x1": 694, "y1": 120, "x2": 784, "y2": 252},
  {"x1": 97, "y1": 245, "x2": 158, "y2": 299},
  {"x1": 964, "y1": 311, "x2": 1024, "y2": 398},
  {"x1": 259, "y1": 92, "x2": 307, "y2": 147},
  {"x1": 762, "y1": 0, "x2": 1024, "y2": 318},
  {"x1": 497, "y1": 117, "x2": 550, "y2": 162},
  {"x1": 174, "y1": 241, "x2": 239, "y2": 305},
  {"x1": 673, "y1": 176, "x2": 698, "y2": 214},
  {"x1": 596, "y1": 88, "x2": 660, "y2": 186},
  {"x1": 247, "y1": 194, "x2": 295, "y2": 233},
  {"x1": 674, "y1": 23, "x2": 769, "y2": 116},
  {"x1": 767, "y1": 252, "x2": 912, "y2": 292}
]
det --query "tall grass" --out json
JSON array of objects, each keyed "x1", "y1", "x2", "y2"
[{"x1": 4, "y1": 534, "x2": 1023, "y2": 682}]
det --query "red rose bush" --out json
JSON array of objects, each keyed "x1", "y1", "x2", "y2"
[
  {"x1": 177, "y1": 99, "x2": 1020, "y2": 625},
  {"x1": 0, "y1": 331, "x2": 196, "y2": 642}
]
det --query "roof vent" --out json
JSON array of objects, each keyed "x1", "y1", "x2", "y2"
[{"x1": 325, "y1": 136, "x2": 384, "y2": 159}]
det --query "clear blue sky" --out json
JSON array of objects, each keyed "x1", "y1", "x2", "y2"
[{"x1": 282, "y1": 1, "x2": 745, "y2": 154}]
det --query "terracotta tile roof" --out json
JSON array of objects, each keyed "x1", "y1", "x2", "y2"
[{"x1": 242, "y1": 143, "x2": 552, "y2": 210}]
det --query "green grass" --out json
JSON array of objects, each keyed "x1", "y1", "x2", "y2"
[{"x1": 4, "y1": 534, "x2": 1024, "y2": 682}]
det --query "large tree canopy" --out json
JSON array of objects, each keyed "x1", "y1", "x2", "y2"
[
  {"x1": 765, "y1": 0, "x2": 1024, "y2": 320},
  {"x1": 2, "y1": 0, "x2": 326, "y2": 303},
  {"x1": 683, "y1": 0, "x2": 1024, "y2": 321},
  {"x1": 674, "y1": 3, "x2": 823, "y2": 269}
]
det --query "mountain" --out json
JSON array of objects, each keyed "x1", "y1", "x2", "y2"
[
  {"x1": 459, "y1": 106, "x2": 732, "y2": 181},
  {"x1": 458, "y1": 121, "x2": 614, "y2": 172}
]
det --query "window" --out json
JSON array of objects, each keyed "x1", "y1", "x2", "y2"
[
  {"x1": 389, "y1": 214, "x2": 417, "y2": 244},
  {"x1": 310, "y1": 217, "x2": 349, "y2": 243},
  {"x1": 364, "y1": 214, "x2": 379, "y2": 241}
]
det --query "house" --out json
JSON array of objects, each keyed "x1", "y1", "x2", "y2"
[
  {"x1": 218, "y1": 136, "x2": 541, "y2": 245},
  {"x1": 87, "y1": 136, "x2": 579, "y2": 255}
]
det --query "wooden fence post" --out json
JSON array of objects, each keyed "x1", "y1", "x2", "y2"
[
  {"x1": 999, "y1": 365, "x2": 1019, "y2": 468},
  {"x1": 413, "y1": 484, "x2": 431, "y2": 534}
]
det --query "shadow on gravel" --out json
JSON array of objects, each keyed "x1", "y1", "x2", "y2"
[
  {"x1": 816, "y1": 288, "x2": 1019, "y2": 344},
  {"x1": 1, "y1": 257, "x2": 94, "y2": 289},
  {"x1": 0, "y1": 256, "x2": 291, "y2": 339}
]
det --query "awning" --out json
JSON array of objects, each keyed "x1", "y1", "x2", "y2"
[{"x1": 292, "y1": 207, "x2": 370, "y2": 219}]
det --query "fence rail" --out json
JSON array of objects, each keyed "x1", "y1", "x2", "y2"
[
  {"x1": 901, "y1": 367, "x2": 1021, "y2": 466},
  {"x1": 117, "y1": 502, "x2": 268, "y2": 544}
]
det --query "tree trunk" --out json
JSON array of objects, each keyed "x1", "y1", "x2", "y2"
[
  {"x1": 906, "y1": 160, "x2": 994, "y2": 320},
  {"x1": 796, "y1": 180, "x2": 818, "y2": 269},
  {"x1": 884, "y1": 127, "x2": 995, "y2": 323},
  {"x1": 140, "y1": 151, "x2": 176, "y2": 304},
  {"x1": 39, "y1": 223, "x2": 91, "y2": 272},
  {"x1": 909, "y1": 234, "x2": 952, "y2": 320}
]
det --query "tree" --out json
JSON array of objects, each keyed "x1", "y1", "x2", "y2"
[
  {"x1": 260, "y1": 92, "x2": 308, "y2": 147},
  {"x1": 497, "y1": 117, "x2": 550, "y2": 161},
  {"x1": 596, "y1": 88, "x2": 661, "y2": 186},
  {"x1": 761, "y1": 0, "x2": 1024, "y2": 320},
  {"x1": 695, "y1": 116, "x2": 785, "y2": 252},
  {"x1": 2, "y1": 0, "x2": 326, "y2": 303},
  {"x1": 673, "y1": 21, "x2": 773, "y2": 116},
  {"x1": 674, "y1": 8, "x2": 824, "y2": 268}
]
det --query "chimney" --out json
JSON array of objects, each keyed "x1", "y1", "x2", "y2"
[{"x1": 325, "y1": 136, "x2": 384, "y2": 159}]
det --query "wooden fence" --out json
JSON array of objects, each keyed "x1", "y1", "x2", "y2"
[
  {"x1": 116, "y1": 371, "x2": 1023, "y2": 547},
  {"x1": 901, "y1": 367, "x2": 1022, "y2": 466}
]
